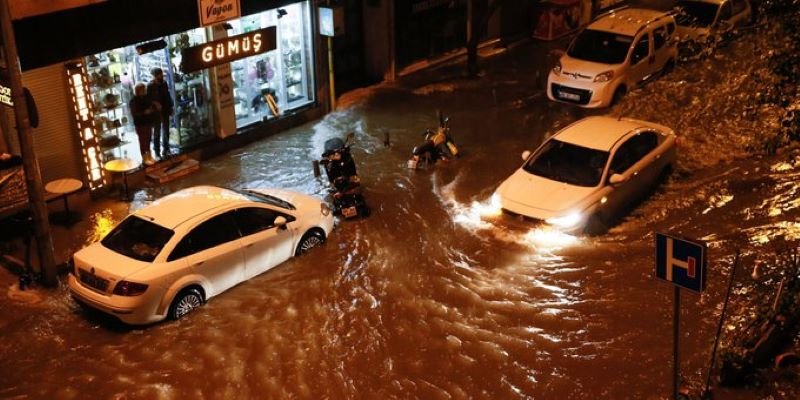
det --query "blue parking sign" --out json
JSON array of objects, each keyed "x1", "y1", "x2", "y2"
[{"x1": 655, "y1": 233, "x2": 707, "y2": 293}]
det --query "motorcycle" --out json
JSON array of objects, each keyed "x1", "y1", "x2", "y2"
[
  {"x1": 408, "y1": 111, "x2": 459, "y2": 169},
  {"x1": 319, "y1": 134, "x2": 370, "y2": 219}
]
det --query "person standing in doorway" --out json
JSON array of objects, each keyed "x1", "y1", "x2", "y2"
[
  {"x1": 129, "y1": 83, "x2": 158, "y2": 165},
  {"x1": 147, "y1": 67, "x2": 174, "y2": 158}
]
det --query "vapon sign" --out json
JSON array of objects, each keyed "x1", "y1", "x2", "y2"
[{"x1": 198, "y1": 0, "x2": 240, "y2": 27}]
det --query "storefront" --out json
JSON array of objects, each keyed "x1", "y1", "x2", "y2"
[{"x1": 8, "y1": 0, "x2": 323, "y2": 191}]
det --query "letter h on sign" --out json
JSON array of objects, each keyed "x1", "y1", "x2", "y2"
[{"x1": 655, "y1": 233, "x2": 707, "y2": 293}]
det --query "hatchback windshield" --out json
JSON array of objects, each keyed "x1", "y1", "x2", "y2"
[
  {"x1": 675, "y1": 1, "x2": 719, "y2": 27},
  {"x1": 568, "y1": 29, "x2": 633, "y2": 64},
  {"x1": 102, "y1": 215, "x2": 174, "y2": 262},
  {"x1": 523, "y1": 139, "x2": 610, "y2": 187}
]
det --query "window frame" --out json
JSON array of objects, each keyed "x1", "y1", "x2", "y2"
[
  {"x1": 167, "y1": 211, "x2": 242, "y2": 261},
  {"x1": 630, "y1": 32, "x2": 651, "y2": 65}
]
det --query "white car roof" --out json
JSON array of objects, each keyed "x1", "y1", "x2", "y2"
[
  {"x1": 589, "y1": 8, "x2": 672, "y2": 36},
  {"x1": 135, "y1": 185, "x2": 249, "y2": 229},
  {"x1": 554, "y1": 116, "x2": 657, "y2": 151}
]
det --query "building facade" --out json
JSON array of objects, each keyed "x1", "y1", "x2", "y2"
[{"x1": 2, "y1": 0, "x2": 330, "y2": 191}]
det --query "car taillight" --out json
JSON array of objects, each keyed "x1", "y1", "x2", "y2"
[
  {"x1": 321, "y1": 202, "x2": 332, "y2": 216},
  {"x1": 113, "y1": 281, "x2": 149, "y2": 296}
]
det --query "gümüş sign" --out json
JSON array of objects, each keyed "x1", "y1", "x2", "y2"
[
  {"x1": 198, "y1": 0, "x2": 240, "y2": 27},
  {"x1": 180, "y1": 27, "x2": 276, "y2": 73}
]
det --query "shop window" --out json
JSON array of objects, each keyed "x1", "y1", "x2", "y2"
[
  {"x1": 228, "y1": 2, "x2": 315, "y2": 128},
  {"x1": 82, "y1": 28, "x2": 215, "y2": 165}
]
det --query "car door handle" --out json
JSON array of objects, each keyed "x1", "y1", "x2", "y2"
[
  {"x1": 245, "y1": 243, "x2": 254, "y2": 248},
  {"x1": 192, "y1": 261, "x2": 205, "y2": 267}
]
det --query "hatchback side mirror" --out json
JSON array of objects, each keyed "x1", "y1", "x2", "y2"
[
  {"x1": 521, "y1": 150, "x2": 531, "y2": 161},
  {"x1": 609, "y1": 173, "x2": 629, "y2": 185},
  {"x1": 717, "y1": 20, "x2": 733, "y2": 32},
  {"x1": 275, "y1": 216, "x2": 288, "y2": 230}
]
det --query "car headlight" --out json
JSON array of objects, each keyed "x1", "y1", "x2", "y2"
[
  {"x1": 552, "y1": 61, "x2": 562, "y2": 75},
  {"x1": 321, "y1": 202, "x2": 332, "y2": 216},
  {"x1": 546, "y1": 212, "x2": 583, "y2": 228},
  {"x1": 594, "y1": 70, "x2": 614, "y2": 82}
]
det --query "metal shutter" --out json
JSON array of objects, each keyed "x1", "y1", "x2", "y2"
[{"x1": 22, "y1": 64, "x2": 84, "y2": 185}]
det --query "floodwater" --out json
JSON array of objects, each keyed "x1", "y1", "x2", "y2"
[{"x1": 2, "y1": 22, "x2": 799, "y2": 400}]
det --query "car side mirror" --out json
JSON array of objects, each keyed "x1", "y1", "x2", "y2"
[
  {"x1": 609, "y1": 173, "x2": 629, "y2": 185},
  {"x1": 521, "y1": 150, "x2": 531, "y2": 161},
  {"x1": 275, "y1": 216, "x2": 288, "y2": 230},
  {"x1": 717, "y1": 20, "x2": 732, "y2": 32}
]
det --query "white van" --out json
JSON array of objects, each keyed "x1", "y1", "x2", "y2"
[{"x1": 547, "y1": 8, "x2": 678, "y2": 108}]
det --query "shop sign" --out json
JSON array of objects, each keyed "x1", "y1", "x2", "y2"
[
  {"x1": 181, "y1": 27, "x2": 276, "y2": 73},
  {"x1": 0, "y1": 83, "x2": 12, "y2": 107},
  {"x1": 319, "y1": 6, "x2": 345, "y2": 37},
  {"x1": 198, "y1": 0, "x2": 241, "y2": 27}
]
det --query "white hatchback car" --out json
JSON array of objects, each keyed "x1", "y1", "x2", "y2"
[
  {"x1": 674, "y1": 0, "x2": 752, "y2": 52},
  {"x1": 494, "y1": 116, "x2": 677, "y2": 234},
  {"x1": 68, "y1": 185, "x2": 334, "y2": 325},
  {"x1": 548, "y1": 8, "x2": 678, "y2": 108}
]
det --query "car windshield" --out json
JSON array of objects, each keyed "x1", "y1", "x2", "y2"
[
  {"x1": 233, "y1": 188, "x2": 296, "y2": 210},
  {"x1": 675, "y1": 1, "x2": 719, "y2": 27},
  {"x1": 523, "y1": 139, "x2": 610, "y2": 187},
  {"x1": 101, "y1": 215, "x2": 174, "y2": 262},
  {"x1": 567, "y1": 29, "x2": 633, "y2": 64}
]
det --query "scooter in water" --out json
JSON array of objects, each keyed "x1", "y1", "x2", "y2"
[
  {"x1": 319, "y1": 134, "x2": 370, "y2": 219},
  {"x1": 408, "y1": 111, "x2": 459, "y2": 169}
]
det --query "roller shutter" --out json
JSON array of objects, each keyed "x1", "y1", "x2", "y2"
[{"x1": 22, "y1": 64, "x2": 83, "y2": 185}]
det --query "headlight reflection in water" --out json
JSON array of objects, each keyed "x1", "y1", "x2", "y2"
[{"x1": 449, "y1": 195, "x2": 580, "y2": 251}]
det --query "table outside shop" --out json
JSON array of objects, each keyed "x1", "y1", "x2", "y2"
[
  {"x1": 104, "y1": 158, "x2": 140, "y2": 201},
  {"x1": 45, "y1": 178, "x2": 83, "y2": 226}
]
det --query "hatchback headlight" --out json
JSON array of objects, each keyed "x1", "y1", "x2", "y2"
[
  {"x1": 546, "y1": 212, "x2": 583, "y2": 228},
  {"x1": 552, "y1": 61, "x2": 562, "y2": 75},
  {"x1": 594, "y1": 70, "x2": 614, "y2": 82},
  {"x1": 321, "y1": 202, "x2": 332, "y2": 216}
]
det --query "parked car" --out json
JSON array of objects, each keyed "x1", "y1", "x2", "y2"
[
  {"x1": 547, "y1": 7, "x2": 678, "y2": 108},
  {"x1": 68, "y1": 185, "x2": 334, "y2": 325},
  {"x1": 674, "y1": 0, "x2": 752, "y2": 55},
  {"x1": 494, "y1": 116, "x2": 677, "y2": 234}
]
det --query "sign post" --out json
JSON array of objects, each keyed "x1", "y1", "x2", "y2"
[
  {"x1": 655, "y1": 232, "x2": 707, "y2": 399},
  {"x1": 319, "y1": 3, "x2": 344, "y2": 111}
]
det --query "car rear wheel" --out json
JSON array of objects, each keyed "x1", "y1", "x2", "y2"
[
  {"x1": 169, "y1": 288, "x2": 204, "y2": 320},
  {"x1": 662, "y1": 59, "x2": 675, "y2": 76},
  {"x1": 295, "y1": 230, "x2": 325, "y2": 256}
]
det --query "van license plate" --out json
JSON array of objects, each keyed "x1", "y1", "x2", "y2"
[{"x1": 559, "y1": 91, "x2": 580, "y2": 101}]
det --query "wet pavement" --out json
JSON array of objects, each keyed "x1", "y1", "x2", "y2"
[{"x1": 2, "y1": 15, "x2": 800, "y2": 400}]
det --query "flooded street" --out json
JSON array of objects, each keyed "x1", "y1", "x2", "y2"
[{"x1": 3, "y1": 21, "x2": 800, "y2": 400}]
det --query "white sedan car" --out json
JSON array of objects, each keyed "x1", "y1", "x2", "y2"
[
  {"x1": 68, "y1": 185, "x2": 334, "y2": 325},
  {"x1": 494, "y1": 116, "x2": 677, "y2": 234}
]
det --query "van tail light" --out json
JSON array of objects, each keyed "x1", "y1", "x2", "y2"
[{"x1": 113, "y1": 281, "x2": 149, "y2": 296}]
